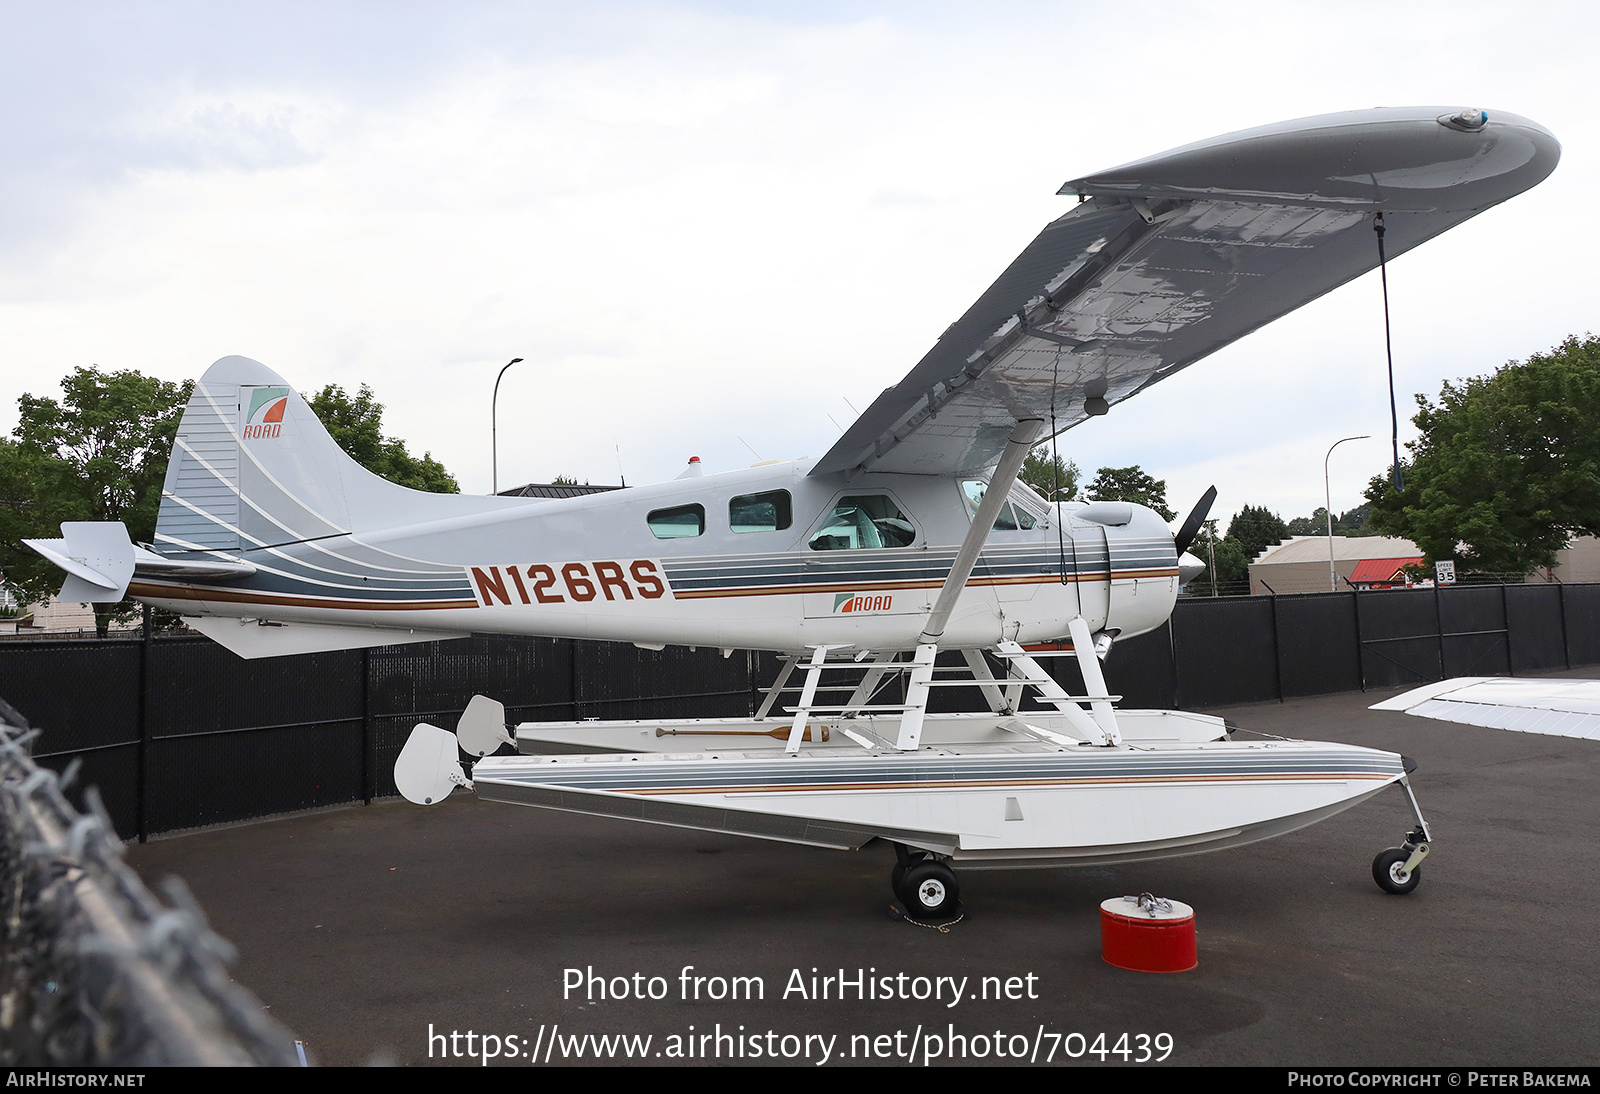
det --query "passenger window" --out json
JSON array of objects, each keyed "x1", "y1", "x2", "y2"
[
  {"x1": 648, "y1": 503, "x2": 705, "y2": 539},
  {"x1": 961, "y1": 479, "x2": 1036, "y2": 531},
  {"x1": 730, "y1": 490, "x2": 792, "y2": 533},
  {"x1": 808, "y1": 495, "x2": 917, "y2": 551}
]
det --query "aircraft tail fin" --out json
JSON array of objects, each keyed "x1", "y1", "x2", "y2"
[{"x1": 154, "y1": 355, "x2": 510, "y2": 558}]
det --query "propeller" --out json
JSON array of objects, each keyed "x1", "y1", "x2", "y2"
[{"x1": 1172, "y1": 486, "x2": 1218, "y2": 556}]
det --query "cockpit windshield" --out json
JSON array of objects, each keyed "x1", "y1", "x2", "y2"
[
  {"x1": 960, "y1": 480, "x2": 1038, "y2": 530},
  {"x1": 807, "y1": 495, "x2": 917, "y2": 551}
]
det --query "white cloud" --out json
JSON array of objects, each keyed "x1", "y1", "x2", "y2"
[{"x1": 0, "y1": 0, "x2": 1593, "y2": 516}]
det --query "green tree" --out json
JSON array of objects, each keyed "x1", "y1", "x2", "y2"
[
  {"x1": 1286, "y1": 503, "x2": 1371, "y2": 537},
  {"x1": 1338, "y1": 502, "x2": 1371, "y2": 534},
  {"x1": 0, "y1": 440, "x2": 50, "y2": 602},
  {"x1": 1227, "y1": 505, "x2": 1288, "y2": 561},
  {"x1": 1365, "y1": 334, "x2": 1600, "y2": 575},
  {"x1": 1181, "y1": 524, "x2": 1252, "y2": 595},
  {"x1": 1085, "y1": 465, "x2": 1175, "y2": 521},
  {"x1": 0, "y1": 367, "x2": 193, "y2": 633},
  {"x1": 1019, "y1": 446, "x2": 1080, "y2": 500},
  {"x1": 306, "y1": 384, "x2": 459, "y2": 494}
]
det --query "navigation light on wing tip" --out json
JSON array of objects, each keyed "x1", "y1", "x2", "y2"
[{"x1": 1439, "y1": 108, "x2": 1488, "y2": 132}]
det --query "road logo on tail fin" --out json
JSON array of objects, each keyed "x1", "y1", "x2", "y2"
[{"x1": 244, "y1": 386, "x2": 290, "y2": 439}]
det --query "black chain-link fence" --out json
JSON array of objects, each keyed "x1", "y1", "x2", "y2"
[{"x1": 0, "y1": 699, "x2": 299, "y2": 1065}]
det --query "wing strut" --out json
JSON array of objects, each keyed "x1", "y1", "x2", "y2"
[
  {"x1": 918, "y1": 419, "x2": 1043, "y2": 645},
  {"x1": 883, "y1": 419, "x2": 1042, "y2": 752}
]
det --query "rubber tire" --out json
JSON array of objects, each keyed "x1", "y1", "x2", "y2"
[
  {"x1": 898, "y1": 860, "x2": 960, "y2": 918},
  {"x1": 890, "y1": 852, "x2": 926, "y2": 894},
  {"x1": 1372, "y1": 847, "x2": 1421, "y2": 895}
]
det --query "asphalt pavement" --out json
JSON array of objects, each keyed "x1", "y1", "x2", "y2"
[{"x1": 124, "y1": 671, "x2": 1600, "y2": 1067}]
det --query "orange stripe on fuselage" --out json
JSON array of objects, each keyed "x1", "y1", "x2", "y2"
[{"x1": 128, "y1": 581, "x2": 476, "y2": 611}]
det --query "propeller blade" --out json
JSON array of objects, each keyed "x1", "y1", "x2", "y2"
[{"x1": 1172, "y1": 486, "x2": 1218, "y2": 556}]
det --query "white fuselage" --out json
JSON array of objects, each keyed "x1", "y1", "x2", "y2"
[{"x1": 137, "y1": 459, "x2": 1180, "y2": 654}]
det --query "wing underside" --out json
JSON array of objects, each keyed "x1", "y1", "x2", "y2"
[
  {"x1": 814, "y1": 107, "x2": 1559, "y2": 477},
  {"x1": 1371, "y1": 677, "x2": 1600, "y2": 741}
]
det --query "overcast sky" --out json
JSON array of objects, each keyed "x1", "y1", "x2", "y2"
[{"x1": 1, "y1": 1, "x2": 1594, "y2": 529}]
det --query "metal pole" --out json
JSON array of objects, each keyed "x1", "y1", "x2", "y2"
[
  {"x1": 1325, "y1": 435, "x2": 1370, "y2": 591},
  {"x1": 491, "y1": 357, "x2": 524, "y2": 495},
  {"x1": 137, "y1": 603, "x2": 151, "y2": 842},
  {"x1": 1205, "y1": 518, "x2": 1218, "y2": 596},
  {"x1": 361, "y1": 646, "x2": 372, "y2": 805}
]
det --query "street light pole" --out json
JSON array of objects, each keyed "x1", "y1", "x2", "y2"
[
  {"x1": 491, "y1": 357, "x2": 524, "y2": 495},
  {"x1": 1325, "y1": 435, "x2": 1370, "y2": 591},
  {"x1": 1204, "y1": 518, "x2": 1219, "y2": 596}
]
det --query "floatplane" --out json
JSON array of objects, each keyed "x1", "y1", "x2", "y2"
[{"x1": 28, "y1": 107, "x2": 1560, "y2": 917}]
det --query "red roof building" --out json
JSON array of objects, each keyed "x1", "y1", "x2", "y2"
[{"x1": 1347, "y1": 557, "x2": 1424, "y2": 590}]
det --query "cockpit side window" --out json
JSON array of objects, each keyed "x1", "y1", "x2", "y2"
[
  {"x1": 730, "y1": 490, "x2": 792, "y2": 533},
  {"x1": 961, "y1": 480, "x2": 1037, "y2": 531},
  {"x1": 807, "y1": 495, "x2": 917, "y2": 551},
  {"x1": 648, "y1": 503, "x2": 705, "y2": 539}
]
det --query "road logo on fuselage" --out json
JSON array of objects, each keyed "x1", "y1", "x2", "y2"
[{"x1": 834, "y1": 592, "x2": 893, "y2": 613}]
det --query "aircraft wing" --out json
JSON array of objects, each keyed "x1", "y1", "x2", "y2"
[
  {"x1": 1371, "y1": 677, "x2": 1600, "y2": 742},
  {"x1": 813, "y1": 107, "x2": 1559, "y2": 477}
]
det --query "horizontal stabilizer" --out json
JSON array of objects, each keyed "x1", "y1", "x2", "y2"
[
  {"x1": 132, "y1": 545, "x2": 256, "y2": 581},
  {"x1": 26, "y1": 523, "x2": 258, "y2": 605},
  {"x1": 182, "y1": 615, "x2": 464, "y2": 659},
  {"x1": 25, "y1": 522, "x2": 136, "y2": 603},
  {"x1": 1372, "y1": 677, "x2": 1600, "y2": 742}
]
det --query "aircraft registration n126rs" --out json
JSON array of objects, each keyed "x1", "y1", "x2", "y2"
[{"x1": 28, "y1": 106, "x2": 1560, "y2": 918}]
